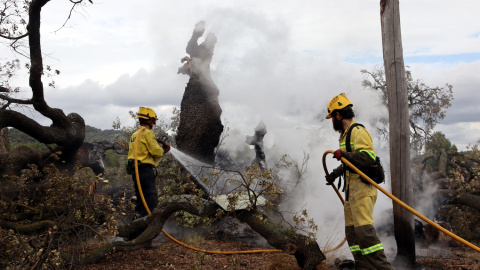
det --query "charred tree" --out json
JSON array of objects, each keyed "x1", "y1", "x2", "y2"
[
  {"x1": 245, "y1": 121, "x2": 268, "y2": 171},
  {"x1": 175, "y1": 21, "x2": 223, "y2": 164},
  {"x1": 63, "y1": 141, "x2": 125, "y2": 176},
  {"x1": 380, "y1": 0, "x2": 416, "y2": 265}
]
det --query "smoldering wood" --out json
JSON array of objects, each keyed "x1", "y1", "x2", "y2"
[
  {"x1": 68, "y1": 141, "x2": 125, "y2": 175},
  {"x1": 177, "y1": 56, "x2": 192, "y2": 76},
  {"x1": 175, "y1": 21, "x2": 223, "y2": 164},
  {"x1": 408, "y1": 147, "x2": 480, "y2": 248},
  {"x1": 380, "y1": 0, "x2": 416, "y2": 263},
  {"x1": 245, "y1": 121, "x2": 268, "y2": 171},
  {"x1": 426, "y1": 151, "x2": 480, "y2": 212}
]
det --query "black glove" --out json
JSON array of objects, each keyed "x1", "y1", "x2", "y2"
[
  {"x1": 333, "y1": 149, "x2": 345, "y2": 161},
  {"x1": 157, "y1": 136, "x2": 170, "y2": 153},
  {"x1": 325, "y1": 172, "x2": 337, "y2": 185},
  {"x1": 162, "y1": 142, "x2": 171, "y2": 153}
]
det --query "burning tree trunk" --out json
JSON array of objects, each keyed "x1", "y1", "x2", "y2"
[
  {"x1": 175, "y1": 21, "x2": 223, "y2": 164},
  {"x1": 245, "y1": 121, "x2": 268, "y2": 171}
]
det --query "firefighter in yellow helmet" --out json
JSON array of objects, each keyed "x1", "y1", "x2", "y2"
[
  {"x1": 325, "y1": 93, "x2": 392, "y2": 269},
  {"x1": 127, "y1": 107, "x2": 170, "y2": 218}
]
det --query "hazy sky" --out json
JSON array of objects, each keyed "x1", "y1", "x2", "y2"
[
  {"x1": 7, "y1": 0, "x2": 474, "y2": 150},
  {"x1": 3, "y1": 0, "x2": 480, "y2": 256}
]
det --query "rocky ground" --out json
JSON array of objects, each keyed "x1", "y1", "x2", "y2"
[{"x1": 80, "y1": 237, "x2": 480, "y2": 270}]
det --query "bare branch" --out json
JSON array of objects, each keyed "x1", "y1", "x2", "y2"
[
  {"x1": 0, "y1": 94, "x2": 33, "y2": 105},
  {"x1": 0, "y1": 32, "x2": 28, "y2": 40}
]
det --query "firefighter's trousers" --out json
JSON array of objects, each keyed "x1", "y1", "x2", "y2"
[
  {"x1": 132, "y1": 164, "x2": 158, "y2": 218},
  {"x1": 344, "y1": 174, "x2": 393, "y2": 270}
]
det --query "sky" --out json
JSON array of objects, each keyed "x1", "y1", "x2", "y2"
[
  {"x1": 3, "y1": 0, "x2": 480, "y2": 257},
  {"x1": 5, "y1": 0, "x2": 476, "y2": 150}
]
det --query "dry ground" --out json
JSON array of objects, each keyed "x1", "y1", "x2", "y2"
[
  {"x1": 416, "y1": 246, "x2": 480, "y2": 270},
  {"x1": 82, "y1": 240, "x2": 305, "y2": 270},
  {"x1": 80, "y1": 238, "x2": 480, "y2": 270}
]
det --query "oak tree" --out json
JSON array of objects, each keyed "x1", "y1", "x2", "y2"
[
  {"x1": 361, "y1": 66, "x2": 453, "y2": 153},
  {"x1": 0, "y1": 0, "x2": 93, "y2": 178}
]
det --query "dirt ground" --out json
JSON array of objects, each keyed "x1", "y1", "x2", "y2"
[
  {"x1": 82, "y1": 240, "x2": 304, "y2": 270},
  {"x1": 415, "y1": 247, "x2": 480, "y2": 270},
  {"x1": 80, "y1": 238, "x2": 480, "y2": 270}
]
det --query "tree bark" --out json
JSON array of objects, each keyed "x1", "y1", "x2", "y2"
[
  {"x1": 438, "y1": 149, "x2": 448, "y2": 175},
  {"x1": 436, "y1": 190, "x2": 480, "y2": 212},
  {"x1": 449, "y1": 192, "x2": 480, "y2": 212},
  {"x1": 380, "y1": 0, "x2": 416, "y2": 265},
  {"x1": 0, "y1": 128, "x2": 9, "y2": 153},
  {"x1": 0, "y1": 220, "x2": 56, "y2": 234},
  {"x1": 0, "y1": 146, "x2": 48, "y2": 177},
  {"x1": 175, "y1": 21, "x2": 223, "y2": 164},
  {"x1": 427, "y1": 150, "x2": 480, "y2": 212},
  {"x1": 236, "y1": 210, "x2": 325, "y2": 269}
]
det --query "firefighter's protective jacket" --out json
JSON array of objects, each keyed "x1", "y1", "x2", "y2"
[
  {"x1": 332, "y1": 121, "x2": 392, "y2": 269},
  {"x1": 332, "y1": 120, "x2": 378, "y2": 226},
  {"x1": 127, "y1": 128, "x2": 164, "y2": 167}
]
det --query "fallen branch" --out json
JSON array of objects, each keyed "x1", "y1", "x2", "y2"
[
  {"x1": 0, "y1": 220, "x2": 55, "y2": 234},
  {"x1": 66, "y1": 195, "x2": 325, "y2": 269}
]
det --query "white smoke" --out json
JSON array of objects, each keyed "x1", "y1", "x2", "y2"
[{"x1": 218, "y1": 87, "x2": 393, "y2": 259}]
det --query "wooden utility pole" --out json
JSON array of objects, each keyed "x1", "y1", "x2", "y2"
[{"x1": 380, "y1": 0, "x2": 416, "y2": 266}]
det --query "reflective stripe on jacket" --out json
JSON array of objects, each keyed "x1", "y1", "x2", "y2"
[
  {"x1": 332, "y1": 121, "x2": 376, "y2": 179},
  {"x1": 340, "y1": 120, "x2": 376, "y2": 160}
]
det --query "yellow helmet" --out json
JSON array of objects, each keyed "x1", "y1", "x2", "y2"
[
  {"x1": 137, "y1": 106, "x2": 158, "y2": 120},
  {"x1": 326, "y1": 93, "x2": 353, "y2": 119}
]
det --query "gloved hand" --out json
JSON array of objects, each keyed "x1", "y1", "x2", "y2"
[
  {"x1": 162, "y1": 142, "x2": 171, "y2": 153},
  {"x1": 333, "y1": 149, "x2": 345, "y2": 161},
  {"x1": 325, "y1": 172, "x2": 337, "y2": 185}
]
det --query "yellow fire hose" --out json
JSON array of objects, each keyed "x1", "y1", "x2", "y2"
[
  {"x1": 323, "y1": 149, "x2": 480, "y2": 253},
  {"x1": 133, "y1": 127, "x2": 282, "y2": 254},
  {"x1": 320, "y1": 152, "x2": 348, "y2": 253}
]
